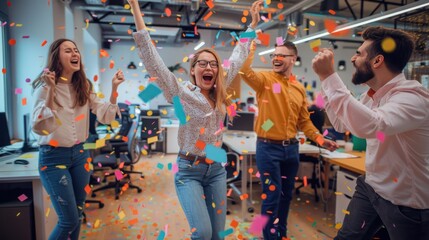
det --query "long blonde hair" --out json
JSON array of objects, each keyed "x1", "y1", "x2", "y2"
[{"x1": 189, "y1": 48, "x2": 231, "y2": 114}]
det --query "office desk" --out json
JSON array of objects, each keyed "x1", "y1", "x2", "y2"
[
  {"x1": 0, "y1": 152, "x2": 56, "y2": 240},
  {"x1": 222, "y1": 133, "x2": 322, "y2": 220},
  {"x1": 161, "y1": 123, "x2": 180, "y2": 154}
]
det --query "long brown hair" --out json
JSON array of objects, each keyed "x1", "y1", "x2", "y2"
[
  {"x1": 32, "y1": 38, "x2": 91, "y2": 107},
  {"x1": 189, "y1": 48, "x2": 231, "y2": 114}
]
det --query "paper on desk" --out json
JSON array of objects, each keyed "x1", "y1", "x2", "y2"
[{"x1": 322, "y1": 151, "x2": 359, "y2": 159}]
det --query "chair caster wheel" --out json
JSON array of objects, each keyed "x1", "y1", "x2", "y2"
[
  {"x1": 231, "y1": 201, "x2": 236, "y2": 205},
  {"x1": 248, "y1": 207, "x2": 254, "y2": 213},
  {"x1": 99, "y1": 203, "x2": 104, "y2": 208},
  {"x1": 137, "y1": 189, "x2": 142, "y2": 193},
  {"x1": 115, "y1": 196, "x2": 119, "y2": 200},
  {"x1": 91, "y1": 193, "x2": 96, "y2": 197},
  {"x1": 226, "y1": 210, "x2": 231, "y2": 215}
]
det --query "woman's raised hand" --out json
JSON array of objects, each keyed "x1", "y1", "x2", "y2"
[
  {"x1": 42, "y1": 69, "x2": 56, "y2": 88},
  {"x1": 112, "y1": 69, "x2": 125, "y2": 88},
  {"x1": 250, "y1": 0, "x2": 263, "y2": 29}
]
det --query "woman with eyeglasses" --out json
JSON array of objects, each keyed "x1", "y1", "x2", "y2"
[{"x1": 127, "y1": 0, "x2": 262, "y2": 239}]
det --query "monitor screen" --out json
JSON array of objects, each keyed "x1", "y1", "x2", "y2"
[
  {"x1": 0, "y1": 112, "x2": 11, "y2": 148},
  {"x1": 140, "y1": 116, "x2": 160, "y2": 139},
  {"x1": 226, "y1": 112, "x2": 255, "y2": 132},
  {"x1": 158, "y1": 105, "x2": 177, "y2": 119}
]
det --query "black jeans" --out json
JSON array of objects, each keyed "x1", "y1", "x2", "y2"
[{"x1": 335, "y1": 175, "x2": 429, "y2": 240}]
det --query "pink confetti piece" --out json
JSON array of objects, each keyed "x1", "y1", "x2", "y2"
[
  {"x1": 228, "y1": 105, "x2": 236, "y2": 117},
  {"x1": 276, "y1": 36, "x2": 283, "y2": 45},
  {"x1": 376, "y1": 131, "x2": 385, "y2": 143},
  {"x1": 172, "y1": 163, "x2": 178, "y2": 174},
  {"x1": 15, "y1": 88, "x2": 22, "y2": 94},
  {"x1": 272, "y1": 83, "x2": 281, "y2": 93},
  {"x1": 223, "y1": 59, "x2": 230, "y2": 68},
  {"x1": 22, "y1": 35, "x2": 30, "y2": 38},
  {"x1": 124, "y1": 100, "x2": 131, "y2": 105},
  {"x1": 114, "y1": 169, "x2": 124, "y2": 181},
  {"x1": 361, "y1": 220, "x2": 365, "y2": 229},
  {"x1": 323, "y1": 129, "x2": 329, "y2": 136},
  {"x1": 248, "y1": 214, "x2": 269, "y2": 236},
  {"x1": 239, "y1": 38, "x2": 249, "y2": 43},
  {"x1": 18, "y1": 194, "x2": 28, "y2": 202},
  {"x1": 314, "y1": 93, "x2": 325, "y2": 108},
  {"x1": 255, "y1": 171, "x2": 260, "y2": 178}
]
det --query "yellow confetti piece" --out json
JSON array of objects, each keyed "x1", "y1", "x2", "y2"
[
  {"x1": 85, "y1": 19, "x2": 89, "y2": 29},
  {"x1": 335, "y1": 223, "x2": 342, "y2": 229},
  {"x1": 97, "y1": 92, "x2": 105, "y2": 99},
  {"x1": 45, "y1": 207, "x2": 50, "y2": 217},
  {"x1": 381, "y1": 37, "x2": 396, "y2": 53},
  {"x1": 60, "y1": 77, "x2": 67, "y2": 81},
  {"x1": 138, "y1": 85, "x2": 145, "y2": 91},
  {"x1": 118, "y1": 210, "x2": 126, "y2": 220},
  {"x1": 130, "y1": 46, "x2": 135, "y2": 51},
  {"x1": 342, "y1": 209, "x2": 350, "y2": 215},
  {"x1": 182, "y1": 56, "x2": 189, "y2": 62},
  {"x1": 56, "y1": 165, "x2": 67, "y2": 169},
  {"x1": 111, "y1": 120, "x2": 119, "y2": 129},
  {"x1": 141, "y1": 149, "x2": 148, "y2": 156},
  {"x1": 148, "y1": 136, "x2": 158, "y2": 144},
  {"x1": 309, "y1": 39, "x2": 322, "y2": 49},
  {"x1": 145, "y1": 27, "x2": 155, "y2": 32},
  {"x1": 186, "y1": 115, "x2": 191, "y2": 121},
  {"x1": 42, "y1": 130, "x2": 49, "y2": 135},
  {"x1": 16, "y1": 212, "x2": 21, "y2": 217},
  {"x1": 346, "y1": 185, "x2": 352, "y2": 192},
  {"x1": 212, "y1": 202, "x2": 216, "y2": 208},
  {"x1": 334, "y1": 191, "x2": 343, "y2": 195},
  {"x1": 147, "y1": 110, "x2": 153, "y2": 116},
  {"x1": 94, "y1": 219, "x2": 100, "y2": 228},
  {"x1": 309, "y1": 20, "x2": 316, "y2": 26}
]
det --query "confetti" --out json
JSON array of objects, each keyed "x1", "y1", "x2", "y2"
[
  {"x1": 261, "y1": 119, "x2": 274, "y2": 132},
  {"x1": 376, "y1": 131, "x2": 385, "y2": 143},
  {"x1": 18, "y1": 194, "x2": 28, "y2": 202},
  {"x1": 248, "y1": 214, "x2": 269, "y2": 236}
]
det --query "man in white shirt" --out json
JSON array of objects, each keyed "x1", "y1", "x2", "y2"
[{"x1": 312, "y1": 26, "x2": 429, "y2": 240}]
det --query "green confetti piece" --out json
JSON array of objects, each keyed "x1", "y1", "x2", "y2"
[{"x1": 261, "y1": 119, "x2": 274, "y2": 132}]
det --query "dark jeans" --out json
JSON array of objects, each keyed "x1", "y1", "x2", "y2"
[
  {"x1": 335, "y1": 175, "x2": 429, "y2": 240},
  {"x1": 38, "y1": 143, "x2": 91, "y2": 240},
  {"x1": 256, "y1": 140, "x2": 299, "y2": 240}
]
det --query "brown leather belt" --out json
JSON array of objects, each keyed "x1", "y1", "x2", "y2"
[
  {"x1": 257, "y1": 137, "x2": 299, "y2": 146},
  {"x1": 178, "y1": 152, "x2": 214, "y2": 165}
]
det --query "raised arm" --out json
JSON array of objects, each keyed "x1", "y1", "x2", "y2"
[
  {"x1": 225, "y1": 0, "x2": 263, "y2": 86},
  {"x1": 128, "y1": 0, "x2": 182, "y2": 102}
]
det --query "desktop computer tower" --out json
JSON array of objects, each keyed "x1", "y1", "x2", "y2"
[{"x1": 0, "y1": 188, "x2": 36, "y2": 240}]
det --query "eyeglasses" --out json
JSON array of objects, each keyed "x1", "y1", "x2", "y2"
[
  {"x1": 269, "y1": 54, "x2": 295, "y2": 59},
  {"x1": 195, "y1": 60, "x2": 218, "y2": 68}
]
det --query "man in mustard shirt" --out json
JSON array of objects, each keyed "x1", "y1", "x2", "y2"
[{"x1": 240, "y1": 41, "x2": 338, "y2": 239}]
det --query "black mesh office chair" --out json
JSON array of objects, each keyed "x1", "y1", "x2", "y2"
[
  {"x1": 139, "y1": 113, "x2": 163, "y2": 157},
  {"x1": 91, "y1": 116, "x2": 143, "y2": 200}
]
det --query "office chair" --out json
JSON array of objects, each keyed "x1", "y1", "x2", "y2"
[
  {"x1": 91, "y1": 116, "x2": 143, "y2": 200},
  {"x1": 225, "y1": 151, "x2": 241, "y2": 215},
  {"x1": 296, "y1": 154, "x2": 321, "y2": 202},
  {"x1": 139, "y1": 115, "x2": 163, "y2": 157}
]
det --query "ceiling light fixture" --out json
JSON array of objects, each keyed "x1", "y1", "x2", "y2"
[{"x1": 258, "y1": 0, "x2": 429, "y2": 55}]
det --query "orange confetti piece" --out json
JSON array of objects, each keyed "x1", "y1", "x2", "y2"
[
  {"x1": 257, "y1": 32, "x2": 271, "y2": 46},
  {"x1": 277, "y1": 3, "x2": 284, "y2": 9},
  {"x1": 239, "y1": 193, "x2": 249, "y2": 200},
  {"x1": 1, "y1": 68, "x2": 6, "y2": 74},
  {"x1": 328, "y1": 9, "x2": 336, "y2": 15},
  {"x1": 230, "y1": 219, "x2": 239, "y2": 228},
  {"x1": 206, "y1": 0, "x2": 214, "y2": 9},
  {"x1": 109, "y1": 60, "x2": 115, "y2": 69},
  {"x1": 393, "y1": 177, "x2": 398, "y2": 183},
  {"x1": 113, "y1": 91, "x2": 119, "y2": 98},
  {"x1": 269, "y1": 185, "x2": 276, "y2": 191},
  {"x1": 21, "y1": 98, "x2": 27, "y2": 106},
  {"x1": 199, "y1": 128, "x2": 205, "y2": 135},
  {"x1": 195, "y1": 139, "x2": 206, "y2": 150},
  {"x1": 303, "y1": 176, "x2": 308, "y2": 187},
  {"x1": 243, "y1": 10, "x2": 249, "y2": 16},
  {"x1": 164, "y1": 8, "x2": 172, "y2": 17},
  {"x1": 241, "y1": 17, "x2": 247, "y2": 23},
  {"x1": 261, "y1": 193, "x2": 267, "y2": 200},
  {"x1": 128, "y1": 218, "x2": 138, "y2": 225},
  {"x1": 49, "y1": 139, "x2": 59, "y2": 147},
  {"x1": 40, "y1": 166, "x2": 48, "y2": 171},
  {"x1": 84, "y1": 184, "x2": 91, "y2": 194},
  {"x1": 120, "y1": 17, "x2": 126, "y2": 22},
  {"x1": 75, "y1": 114, "x2": 85, "y2": 122},
  {"x1": 203, "y1": 11, "x2": 213, "y2": 21},
  {"x1": 315, "y1": 135, "x2": 325, "y2": 146},
  {"x1": 41, "y1": 40, "x2": 47, "y2": 47},
  {"x1": 99, "y1": 49, "x2": 109, "y2": 57},
  {"x1": 93, "y1": 75, "x2": 98, "y2": 82},
  {"x1": 8, "y1": 39, "x2": 16, "y2": 46}
]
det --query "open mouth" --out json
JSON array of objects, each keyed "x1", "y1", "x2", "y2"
[
  {"x1": 273, "y1": 62, "x2": 283, "y2": 67},
  {"x1": 71, "y1": 59, "x2": 79, "y2": 66},
  {"x1": 202, "y1": 75, "x2": 213, "y2": 82}
]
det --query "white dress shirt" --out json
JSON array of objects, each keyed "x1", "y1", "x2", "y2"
[{"x1": 322, "y1": 72, "x2": 429, "y2": 209}]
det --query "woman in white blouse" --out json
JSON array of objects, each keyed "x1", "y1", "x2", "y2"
[
  {"x1": 31, "y1": 38, "x2": 124, "y2": 240},
  {"x1": 128, "y1": 0, "x2": 262, "y2": 239}
]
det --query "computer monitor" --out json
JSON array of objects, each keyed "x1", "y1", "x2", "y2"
[
  {"x1": 226, "y1": 112, "x2": 255, "y2": 133},
  {"x1": 158, "y1": 105, "x2": 177, "y2": 119},
  {"x1": 0, "y1": 112, "x2": 11, "y2": 148}
]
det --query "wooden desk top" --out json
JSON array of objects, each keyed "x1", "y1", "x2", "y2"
[{"x1": 325, "y1": 151, "x2": 366, "y2": 175}]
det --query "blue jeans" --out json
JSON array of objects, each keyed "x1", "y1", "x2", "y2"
[
  {"x1": 38, "y1": 143, "x2": 91, "y2": 240},
  {"x1": 175, "y1": 157, "x2": 227, "y2": 240},
  {"x1": 256, "y1": 141, "x2": 299, "y2": 240},
  {"x1": 335, "y1": 175, "x2": 429, "y2": 240}
]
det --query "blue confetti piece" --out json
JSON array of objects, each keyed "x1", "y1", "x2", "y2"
[
  {"x1": 167, "y1": 162, "x2": 172, "y2": 170},
  {"x1": 216, "y1": 30, "x2": 223, "y2": 39},
  {"x1": 218, "y1": 228, "x2": 234, "y2": 238},
  {"x1": 156, "y1": 230, "x2": 165, "y2": 240},
  {"x1": 205, "y1": 144, "x2": 227, "y2": 163},
  {"x1": 172, "y1": 95, "x2": 187, "y2": 125},
  {"x1": 138, "y1": 83, "x2": 162, "y2": 103},
  {"x1": 239, "y1": 31, "x2": 257, "y2": 39},
  {"x1": 230, "y1": 31, "x2": 239, "y2": 41},
  {"x1": 157, "y1": 163, "x2": 164, "y2": 170}
]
